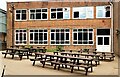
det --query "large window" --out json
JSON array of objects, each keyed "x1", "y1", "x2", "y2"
[
  {"x1": 29, "y1": 8, "x2": 48, "y2": 20},
  {"x1": 15, "y1": 29, "x2": 27, "y2": 45},
  {"x1": 73, "y1": 29, "x2": 93, "y2": 45},
  {"x1": 15, "y1": 9, "x2": 27, "y2": 21},
  {"x1": 29, "y1": 29, "x2": 48, "y2": 45},
  {"x1": 96, "y1": 6, "x2": 111, "y2": 18},
  {"x1": 50, "y1": 29, "x2": 70, "y2": 45},
  {"x1": 50, "y1": 7, "x2": 70, "y2": 20},
  {"x1": 73, "y1": 7, "x2": 94, "y2": 19}
]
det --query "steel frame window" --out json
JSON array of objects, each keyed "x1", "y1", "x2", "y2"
[
  {"x1": 29, "y1": 8, "x2": 48, "y2": 20},
  {"x1": 73, "y1": 29, "x2": 94, "y2": 45},
  {"x1": 15, "y1": 9, "x2": 27, "y2": 21},
  {"x1": 50, "y1": 29, "x2": 70, "y2": 45},
  {"x1": 50, "y1": 7, "x2": 70, "y2": 20},
  {"x1": 15, "y1": 29, "x2": 27, "y2": 45},
  {"x1": 29, "y1": 29, "x2": 48, "y2": 45},
  {"x1": 72, "y1": 7, "x2": 94, "y2": 19}
]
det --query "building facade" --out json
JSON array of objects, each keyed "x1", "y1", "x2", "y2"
[
  {"x1": 0, "y1": 9, "x2": 6, "y2": 50},
  {"x1": 7, "y1": 1, "x2": 113, "y2": 52}
]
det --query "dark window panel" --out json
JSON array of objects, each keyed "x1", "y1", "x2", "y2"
[
  {"x1": 20, "y1": 33, "x2": 22, "y2": 41},
  {"x1": 42, "y1": 9, "x2": 47, "y2": 12},
  {"x1": 51, "y1": 29, "x2": 55, "y2": 32},
  {"x1": 39, "y1": 33, "x2": 43, "y2": 40},
  {"x1": 74, "y1": 33, "x2": 77, "y2": 40},
  {"x1": 16, "y1": 30, "x2": 19, "y2": 32},
  {"x1": 56, "y1": 33, "x2": 59, "y2": 40},
  {"x1": 66, "y1": 33, "x2": 69, "y2": 40},
  {"x1": 83, "y1": 33, "x2": 88, "y2": 40},
  {"x1": 22, "y1": 14, "x2": 26, "y2": 20},
  {"x1": 39, "y1": 30, "x2": 43, "y2": 32},
  {"x1": 97, "y1": 29, "x2": 110, "y2": 35},
  {"x1": 44, "y1": 33, "x2": 47, "y2": 40},
  {"x1": 65, "y1": 41, "x2": 69, "y2": 44},
  {"x1": 36, "y1": 13, "x2": 41, "y2": 19},
  {"x1": 36, "y1": 9, "x2": 41, "y2": 12},
  {"x1": 35, "y1": 30, "x2": 38, "y2": 32},
  {"x1": 56, "y1": 29, "x2": 59, "y2": 32},
  {"x1": 83, "y1": 29, "x2": 87, "y2": 31},
  {"x1": 51, "y1": 41, "x2": 55, "y2": 44},
  {"x1": 51, "y1": 13, "x2": 56, "y2": 18},
  {"x1": 22, "y1": 10, "x2": 26, "y2": 13},
  {"x1": 30, "y1": 30, "x2": 33, "y2": 32},
  {"x1": 65, "y1": 29, "x2": 69, "y2": 32},
  {"x1": 44, "y1": 30, "x2": 47, "y2": 32},
  {"x1": 74, "y1": 12, "x2": 79, "y2": 18},
  {"x1": 98, "y1": 37, "x2": 103, "y2": 45},
  {"x1": 24, "y1": 34, "x2": 26, "y2": 40},
  {"x1": 106, "y1": 11, "x2": 110, "y2": 17},
  {"x1": 16, "y1": 14, "x2": 20, "y2": 20},
  {"x1": 78, "y1": 42, "x2": 82, "y2": 44},
  {"x1": 51, "y1": 9, "x2": 56, "y2": 12},
  {"x1": 30, "y1": 10, "x2": 35, "y2": 13},
  {"x1": 89, "y1": 33, "x2": 92, "y2": 40},
  {"x1": 16, "y1": 10, "x2": 20, "y2": 13},
  {"x1": 51, "y1": 33, "x2": 54, "y2": 40},
  {"x1": 57, "y1": 8, "x2": 63, "y2": 11},
  {"x1": 34, "y1": 33, "x2": 38, "y2": 40},
  {"x1": 89, "y1": 41, "x2": 93, "y2": 44},
  {"x1": 61, "y1": 33, "x2": 64, "y2": 40},
  {"x1": 57, "y1": 12, "x2": 63, "y2": 19},
  {"x1": 73, "y1": 41, "x2": 77, "y2": 44},
  {"x1": 73, "y1": 29, "x2": 77, "y2": 32},
  {"x1": 104, "y1": 37, "x2": 109, "y2": 45},
  {"x1": 16, "y1": 34, "x2": 18, "y2": 40},
  {"x1": 78, "y1": 33, "x2": 82, "y2": 40},
  {"x1": 83, "y1": 41, "x2": 88, "y2": 44},
  {"x1": 42, "y1": 13, "x2": 47, "y2": 19},
  {"x1": 30, "y1": 33, "x2": 33, "y2": 40},
  {"x1": 30, "y1": 14, "x2": 35, "y2": 19},
  {"x1": 89, "y1": 29, "x2": 93, "y2": 31}
]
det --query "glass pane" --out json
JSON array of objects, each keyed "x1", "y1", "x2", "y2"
[
  {"x1": 66, "y1": 33, "x2": 69, "y2": 40},
  {"x1": 74, "y1": 12, "x2": 79, "y2": 18},
  {"x1": 22, "y1": 14, "x2": 26, "y2": 20},
  {"x1": 51, "y1": 9, "x2": 56, "y2": 12},
  {"x1": 57, "y1": 8, "x2": 63, "y2": 11},
  {"x1": 36, "y1": 13, "x2": 41, "y2": 19},
  {"x1": 34, "y1": 33, "x2": 38, "y2": 40},
  {"x1": 30, "y1": 33, "x2": 33, "y2": 40},
  {"x1": 42, "y1": 13, "x2": 47, "y2": 19},
  {"x1": 78, "y1": 33, "x2": 82, "y2": 40},
  {"x1": 57, "y1": 12, "x2": 63, "y2": 19},
  {"x1": 16, "y1": 34, "x2": 18, "y2": 40},
  {"x1": 51, "y1": 33, "x2": 54, "y2": 40},
  {"x1": 56, "y1": 33, "x2": 59, "y2": 40},
  {"x1": 51, "y1": 13, "x2": 56, "y2": 18},
  {"x1": 89, "y1": 33, "x2": 92, "y2": 40},
  {"x1": 42, "y1": 9, "x2": 47, "y2": 12},
  {"x1": 30, "y1": 14, "x2": 35, "y2": 19},
  {"x1": 39, "y1": 33, "x2": 43, "y2": 40},
  {"x1": 20, "y1": 33, "x2": 22, "y2": 41},
  {"x1": 44, "y1": 33, "x2": 47, "y2": 40},
  {"x1": 16, "y1": 14, "x2": 20, "y2": 20},
  {"x1": 74, "y1": 33, "x2": 77, "y2": 40},
  {"x1": 104, "y1": 37, "x2": 109, "y2": 45},
  {"x1": 61, "y1": 33, "x2": 64, "y2": 40},
  {"x1": 64, "y1": 12, "x2": 69, "y2": 19},
  {"x1": 98, "y1": 37, "x2": 103, "y2": 45},
  {"x1": 97, "y1": 29, "x2": 110, "y2": 35},
  {"x1": 36, "y1": 9, "x2": 41, "y2": 12}
]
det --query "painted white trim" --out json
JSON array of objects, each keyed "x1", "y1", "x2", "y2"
[
  {"x1": 50, "y1": 28, "x2": 70, "y2": 45},
  {"x1": 29, "y1": 8, "x2": 48, "y2": 20},
  {"x1": 29, "y1": 29, "x2": 48, "y2": 45},
  {"x1": 50, "y1": 7, "x2": 70, "y2": 20},
  {"x1": 96, "y1": 5, "x2": 111, "y2": 18},
  {"x1": 72, "y1": 28, "x2": 94, "y2": 45},
  {"x1": 15, "y1": 9, "x2": 27, "y2": 21}
]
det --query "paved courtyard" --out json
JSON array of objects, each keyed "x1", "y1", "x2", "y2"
[{"x1": 0, "y1": 51, "x2": 119, "y2": 76}]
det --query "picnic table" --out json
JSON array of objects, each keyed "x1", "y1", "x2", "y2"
[
  {"x1": 2, "y1": 48, "x2": 29, "y2": 60},
  {"x1": 30, "y1": 52, "x2": 94, "y2": 75}
]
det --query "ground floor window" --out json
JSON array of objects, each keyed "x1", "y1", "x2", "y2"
[
  {"x1": 15, "y1": 29, "x2": 27, "y2": 45},
  {"x1": 73, "y1": 29, "x2": 93, "y2": 45},
  {"x1": 29, "y1": 29, "x2": 48, "y2": 45},
  {"x1": 50, "y1": 29, "x2": 70, "y2": 45}
]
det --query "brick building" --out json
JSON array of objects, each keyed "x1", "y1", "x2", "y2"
[{"x1": 7, "y1": 1, "x2": 115, "y2": 53}]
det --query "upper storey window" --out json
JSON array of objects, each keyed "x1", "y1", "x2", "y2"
[
  {"x1": 15, "y1": 9, "x2": 27, "y2": 21},
  {"x1": 50, "y1": 7, "x2": 70, "y2": 20},
  {"x1": 73, "y1": 7, "x2": 94, "y2": 19},
  {"x1": 96, "y1": 6, "x2": 111, "y2": 18},
  {"x1": 29, "y1": 8, "x2": 48, "y2": 20}
]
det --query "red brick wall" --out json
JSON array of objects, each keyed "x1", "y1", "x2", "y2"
[{"x1": 7, "y1": 2, "x2": 111, "y2": 50}]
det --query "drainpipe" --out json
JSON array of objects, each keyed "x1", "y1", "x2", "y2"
[{"x1": 109, "y1": 1, "x2": 113, "y2": 52}]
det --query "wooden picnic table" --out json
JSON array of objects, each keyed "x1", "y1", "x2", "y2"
[
  {"x1": 2, "y1": 48, "x2": 29, "y2": 60},
  {"x1": 30, "y1": 52, "x2": 94, "y2": 75}
]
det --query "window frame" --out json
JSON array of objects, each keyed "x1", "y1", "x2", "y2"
[
  {"x1": 50, "y1": 7, "x2": 70, "y2": 20},
  {"x1": 96, "y1": 5, "x2": 111, "y2": 18},
  {"x1": 29, "y1": 8, "x2": 48, "y2": 20},
  {"x1": 50, "y1": 28, "x2": 70, "y2": 45},
  {"x1": 72, "y1": 28, "x2": 94, "y2": 45},
  {"x1": 15, "y1": 9, "x2": 27, "y2": 21},
  {"x1": 29, "y1": 29, "x2": 48, "y2": 45},
  {"x1": 15, "y1": 29, "x2": 27, "y2": 45},
  {"x1": 72, "y1": 6, "x2": 94, "y2": 19}
]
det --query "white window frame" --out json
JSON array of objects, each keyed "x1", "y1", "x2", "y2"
[
  {"x1": 15, "y1": 9, "x2": 27, "y2": 21},
  {"x1": 50, "y1": 28, "x2": 70, "y2": 45},
  {"x1": 29, "y1": 29, "x2": 48, "y2": 45},
  {"x1": 50, "y1": 7, "x2": 70, "y2": 20},
  {"x1": 96, "y1": 5, "x2": 111, "y2": 18},
  {"x1": 72, "y1": 6, "x2": 94, "y2": 19},
  {"x1": 72, "y1": 28, "x2": 94, "y2": 45},
  {"x1": 29, "y1": 8, "x2": 48, "y2": 20},
  {"x1": 15, "y1": 29, "x2": 27, "y2": 45}
]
